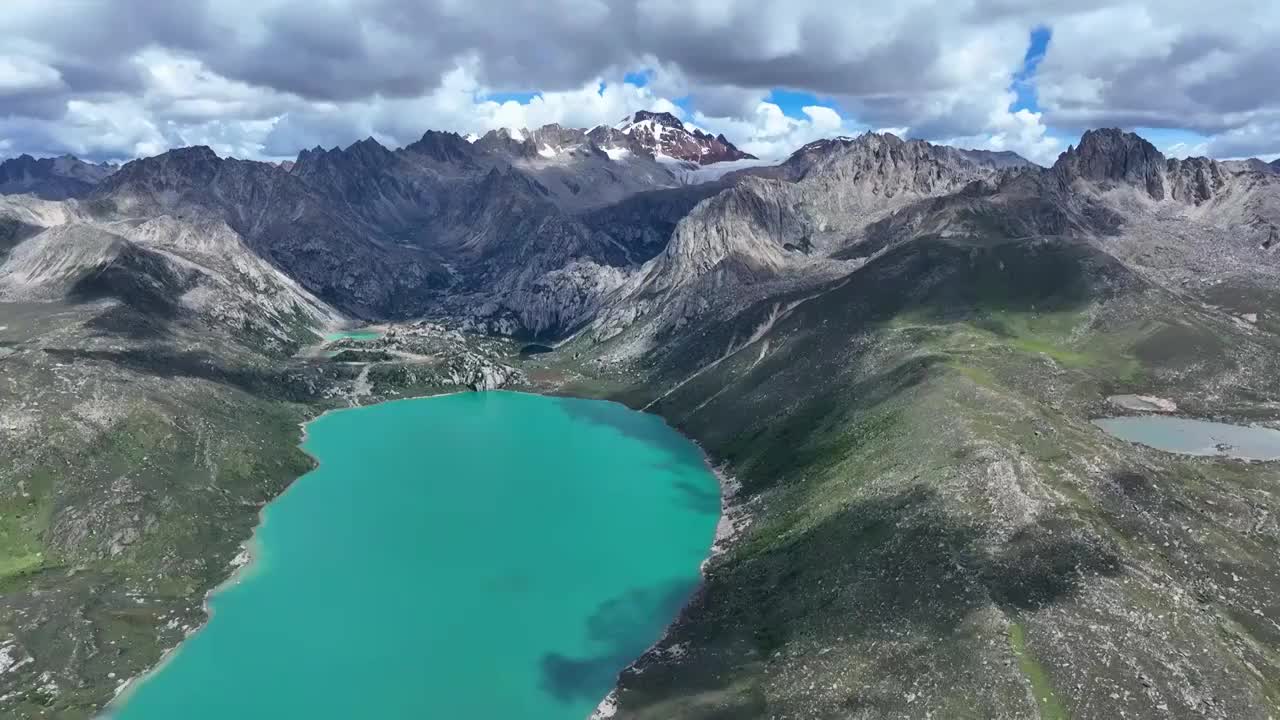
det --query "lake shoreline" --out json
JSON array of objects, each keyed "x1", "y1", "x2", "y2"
[
  {"x1": 104, "y1": 389, "x2": 468, "y2": 715},
  {"x1": 106, "y1": 387, "x2": 724, "y2": 719},
  {"x1": 589, "y1": 445, "x2": 750, "y2": 720}
]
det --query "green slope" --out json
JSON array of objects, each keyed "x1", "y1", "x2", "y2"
[{"x1": 575, "y1": 234, "x2": 1280, "y2": 719}]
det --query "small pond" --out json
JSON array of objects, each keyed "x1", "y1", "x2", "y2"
[
  {"x1": 323, "y1": 328, "x2": 383, "y2": 342},
  {"x1": 1093, "y1": 416, "x2": 1280, "y2": 461}
]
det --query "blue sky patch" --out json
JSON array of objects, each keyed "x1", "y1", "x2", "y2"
[
  {"x1": 768, "y1": 89, "x2": 837, "y2": 119},
  {"x1": 1134, "y1": 127, "x2": 1210, "y2": 155},
  {"x1": 1010, "y1": 26, "x2": 1051, "y2": 113},
  {"x1": 482, "y1": 91, "x2": 540, "y2": 104},
  {"x1": 623, "y1": 70, "x2": 651, "y2": 87}
]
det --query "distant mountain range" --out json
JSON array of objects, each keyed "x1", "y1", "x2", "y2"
[
  {"x1": 2, "y1": 126, "x2": 1278, "y2": 343},
  {"x1": 0, "y1": 154, "x2": 118, "y2": 200}
]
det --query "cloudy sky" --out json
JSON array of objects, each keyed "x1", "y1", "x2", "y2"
[{"x1": 3, "y1": 0, "x2": 1278, "y2": 166}]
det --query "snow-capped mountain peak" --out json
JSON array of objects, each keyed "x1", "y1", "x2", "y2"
[{"x1": 612, "y1": 111, "x2": 756, "y2": 165}]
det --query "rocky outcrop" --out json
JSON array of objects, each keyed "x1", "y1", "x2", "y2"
[
  {"x1": 1165, "y1": 155, "x2": 1231, "y2": 204},
  {"x1": 443, "y1": 351, "x2": 524, "y2": 390},
  {"x1": 641, "y1": 178, "x2": 810, "y2": 290},
  {"x1": 1053, "y1": 128, "x2": 1169, "y2": 198},
  {"x1": 1051, "y1": 128, "x2": 1242, "y2": 206}
]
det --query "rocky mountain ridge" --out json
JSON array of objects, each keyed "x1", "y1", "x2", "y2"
[
  {"x1": 5, "y1": 127, "x2": 1278, "y2": 346},
  {"x1": 0, "y1": 154, "x2": 118, "y2": 200}
]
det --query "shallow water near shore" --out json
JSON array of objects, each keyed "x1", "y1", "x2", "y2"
[
  {"x1": 1094, "y1": 416, "x2": 1280, "y2": 461},
  {"x1": 107, "y1": 391, "x2": 721, "y2": 719}
]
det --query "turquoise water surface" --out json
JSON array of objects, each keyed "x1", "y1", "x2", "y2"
[
  {"x1": 108, "y1": 391, "x2": 720, "y2": 719},
  {"x1": 323, "y1": 328, "x2": 382, "y2": 342}
]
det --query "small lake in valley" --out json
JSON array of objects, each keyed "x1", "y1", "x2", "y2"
[{"x1": 1093, "y1": 416, "x2": 1280, "y2": 461}]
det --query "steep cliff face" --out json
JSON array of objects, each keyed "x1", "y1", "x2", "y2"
[
  {"x1": 403, "y1": 130, "x2": 479, "y2": 165},
  {"x1": 1053, "y1": 128, "x2": 1169, "y2": 198},
  {"x1": 1051, "y1": 128, "x2": 1276, "y2": 211},
  {"x1": 1044, "y1": 129, "x2": 1280, "y2": 266},
  {"x1": 1165, "y1": 156, "x2": 1231, "y2": 204},
  {"x1": 640, "y1": 178, "x2": 812, "y2": 291}
]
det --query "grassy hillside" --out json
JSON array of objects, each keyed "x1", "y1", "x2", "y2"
[
  {"x1": 571, "y1": 234, "x2": 1280, "y2": 719},
  {"x1": 0, "y1": 304, "x2": 519, "y2": 718}
]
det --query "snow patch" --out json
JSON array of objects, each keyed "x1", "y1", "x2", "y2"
[
  {"x1": 652, "y1": 154, "x2": 776, "y2": 185},
  {"x1": 537, "y1": 144, "x2": 558, "y2": 159},
  {"x1": 653, "y1": 152, "x2": 692, "y2": 169},
  {"x1": 603, "y1": 146, "x2": 631, "y2": 161},
  {"x1": 675, "y1": 157, "x2": 778, "y2": 184}
]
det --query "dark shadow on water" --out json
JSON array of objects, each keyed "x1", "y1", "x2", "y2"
[
  {"x1": 671, "y1": 479, "x2": 721, "y2": 515},
  {"x1": 554, "y1": 396, "x2": 705, "y2": 468},
  {"x1": 540, "y1": 580, "x2": 699, "y2": 702}
]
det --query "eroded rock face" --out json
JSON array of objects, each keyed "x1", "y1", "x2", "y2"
[
  {"x1": 1051, "y1": 128, "x2": 1247, "y2": 207},
  {"x1": 445, "y1": 353, "x2": 524, "y2": 391},
  {"x1": 1166, "y1": 156, "x2": 1230, "y2": 204},
  {"x1": 1053, "y1": 128, "x2": 1170, "y2": 199},
  {"x1": 585, "y1": 133, "x2": 1035, "y2": 351}
]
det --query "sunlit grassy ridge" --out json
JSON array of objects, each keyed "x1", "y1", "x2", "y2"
[{"x1": 588, "y1": 234, "x2": 1280, "y2": 719}]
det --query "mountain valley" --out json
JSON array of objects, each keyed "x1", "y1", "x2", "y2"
[{"x1": 2, "y1": 123, "x2": 1280, "y2": 719}]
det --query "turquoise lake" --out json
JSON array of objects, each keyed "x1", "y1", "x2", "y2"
[
  {"x1": 323, "y1": 328, "x2": 382, "y2": 342},
  {"x1": 107, "y1": 391, "x2": 721, "y2": 719}
]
